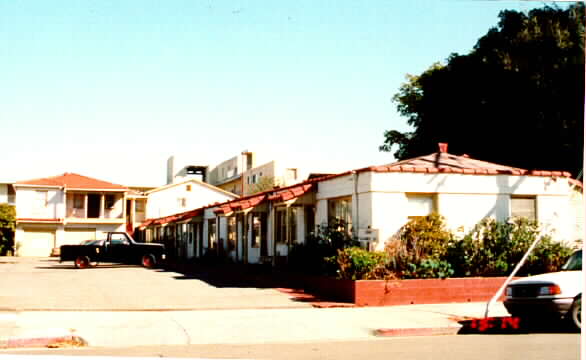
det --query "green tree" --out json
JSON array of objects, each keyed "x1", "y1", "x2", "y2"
[
  {"x1": 248, "y1": 176, "x2": 281, "y2": 195},
  {"x1": 0, "y1": 204, "x2": 16, "y2": 255},
  {"x1": 381, "y1": 4, "x2": 585, "y2": 177}
]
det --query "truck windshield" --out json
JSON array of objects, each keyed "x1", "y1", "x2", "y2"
[{"x1": 561, "y1": 250, "x2": 582, "y2": 271}]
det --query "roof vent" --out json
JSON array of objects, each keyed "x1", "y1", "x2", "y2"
[{"x1": 438, "y1": 143, "x2": 448, "y2": 153}]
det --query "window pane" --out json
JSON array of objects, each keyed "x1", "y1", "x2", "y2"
[
  {"x1": 511, "y1": 197, "x2": 536, "y2": 220},
  {"x1": 407, "y1": 195, "x2": 434, "y2": 217}
]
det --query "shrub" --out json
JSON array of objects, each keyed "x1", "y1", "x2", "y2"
[
  {"x1": 403, "y1": 259, "x2": 454, "y2": 279},
  {"x1": 446, "y1": 217, "x2": 574, "y2": 277},
  {"x1": 332, "y1": 247, "x2": 392, "y2": 280},
  {"x1": 523, "y1": 236, "x2": 574, "y2": 275},
  {"x1": 288, "y1": 220, "x2": 359, "y2": 275},
  {"x1": 385, "y1": 213, "x2": 453, "y2": 278},
  {"x1": 0, "y1": 204, "x2": 15, "y2": 256}
]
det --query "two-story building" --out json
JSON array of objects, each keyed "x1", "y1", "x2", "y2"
[{"x1": 13, "y1": 173, "x2": 128, "y2": 257}]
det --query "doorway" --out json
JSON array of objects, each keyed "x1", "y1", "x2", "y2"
[{"x1": 87, "y1": 194, "x2": 101, "y2": 218}]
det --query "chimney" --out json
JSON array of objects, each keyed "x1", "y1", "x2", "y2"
[{"x1": 438, "y1": 143, "x2": 448, "y2": 153}]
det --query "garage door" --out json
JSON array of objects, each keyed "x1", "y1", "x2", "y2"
[
  {"x1": 63, "y1": 228, "x2": 96, "y2": 246},
  {"x1": 20, "y1": 229, "x2": 55, "y2": 257}
]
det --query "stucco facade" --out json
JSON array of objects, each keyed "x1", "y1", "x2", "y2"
[
  {"x1": 145, "y1": 179, "x2": 237, "y2": 219},
  {"x1": 13, "y1": 173, "x2": 128, "y2": 256},
  {"x1": 138, "y1": 146, "x2": 583, "y2": 265}
]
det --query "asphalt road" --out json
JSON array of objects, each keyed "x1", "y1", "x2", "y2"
[
  {"x1": 1, "y1": 334, "x2": 580, "y2": 360},
  {"x1": 0, "y1": 257, "x2": 308, "y2": 311}
]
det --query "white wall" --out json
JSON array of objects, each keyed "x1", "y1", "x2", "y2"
[
  {"x1": 146, "y1": 181, "x2": 236, "y2": 219},
  {"x1": 316, "y1": 172, "x2": 582, "y2": 250},
  {"x1": 15, "y1": 187, "x2": 64, "y2": 219}
]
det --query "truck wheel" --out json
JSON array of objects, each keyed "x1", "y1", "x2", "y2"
[
  {"x1": 74, "y1": 256, "x2": 90, "y2": 269},
  {"x1": 141, "y1": 254, "x2": 156, "y2": 269},
  {"x1": 569, "y1": 297, "x2": 581, "y2": 331}
]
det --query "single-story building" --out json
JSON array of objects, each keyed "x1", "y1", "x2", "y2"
[{"x1": 137, "y1": 144, "x2": 583, "y2": 264}]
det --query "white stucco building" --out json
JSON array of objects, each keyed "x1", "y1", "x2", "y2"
[
  {"x1": 145, "y1": 179, "x2": 238, "y2": 219},
  {"x1": 13, "y1": 173, "x2": 129, "y2": 257},
  {"x1": 139, "y1": 144, "x2": 583, "y2": 265}
]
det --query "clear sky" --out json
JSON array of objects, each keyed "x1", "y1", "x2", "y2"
[{"x1": 0, "y1": 1, "x2": 571, "y2": 186}]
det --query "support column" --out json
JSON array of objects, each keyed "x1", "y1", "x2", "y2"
[{"x1": 100, "y1": 194, "x2": 105, "y2": 219}]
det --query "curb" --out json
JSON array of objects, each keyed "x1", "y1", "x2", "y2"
[
  {"x1": 375, "y1": 326, "x2": 461, "y2": 337},
  {"x1": 0, "y1": 335, "x2": 88, "y2": 349}
]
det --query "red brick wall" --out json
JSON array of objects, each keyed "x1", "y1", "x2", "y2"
[{"x1": 353, "y1": 278, "x2": 512, "y2": 306}]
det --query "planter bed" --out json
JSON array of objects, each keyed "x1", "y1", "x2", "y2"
[{"x1": 296, "y1": 276, "x2": 514, "y2": 306}]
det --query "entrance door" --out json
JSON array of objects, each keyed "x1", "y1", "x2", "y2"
[{"x1": 87, "y1": 194, "x2": 101, "y2": 218}]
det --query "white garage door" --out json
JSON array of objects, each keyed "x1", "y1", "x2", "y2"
[
  {"x1": 20, "y1": 229, "x2": 55, "y2": 257},
  {"x1": 63, "y1": 228, "x2": 96, "y2": 246}
]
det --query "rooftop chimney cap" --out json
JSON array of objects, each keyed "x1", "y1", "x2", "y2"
[{"x1": 438, "y1": 143, "x2": 448, "y2": 153}]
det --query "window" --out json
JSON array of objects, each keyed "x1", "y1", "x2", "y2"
[
  {"x1": 73, "y1": 194, "x2": 84, "y2": 209},
  {"x1": 227, "y1": 217, "x2": 236, "y2": 251},
  {"x1": 35, "y1": 191, "x2": 48, "y2": 208},
  {"x1": 135, "y1": 200, "x2": 145, "y2": 212},
  {"x1": 110, "y1": 233, "x2": 129, "y2": 245},
  {"x1": 328, "y1": 197, "x2": 352, "y2": 234},
  {"x1": 275, "y1": 208, "x2": 297, "y2": 244},
  {"x1": 105, "y1": 195, "x2": 116, "y2": 209},
  {"x1": 178, "y1": 197, "x2": 187, "y2": 208},
  {"x1": 406, "y1": 193, "x2": 437, "y2": 219},
  {"x1": 252, "y1": 174, "x2": 257, "y2": 184},
  {"x1": 186, "y1": 185, "x2": 192, "y2": 192},
  {"x1": 286, "y1": 168, "x2": 297, "y2": 180},
  {"x1": 275, "y1": 208, "x2": 287, "y2": 244},
  {"x1": 251, "y1": 212, "x2": 266, "y2": 248},
  {"x1": 511, "y1": 196, "x2": 536, "y2": 220},
  {"x1": 288, "y1": 207, "x2": 298, "y2": 244}
]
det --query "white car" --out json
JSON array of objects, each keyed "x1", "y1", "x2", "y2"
[{"x1": 504, "y1": 250, "x2": 582, "y2": 330}]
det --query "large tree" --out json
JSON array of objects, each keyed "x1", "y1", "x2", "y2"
[{"x1": 381, "y1": 4, "x2": 585, "y2": 178}]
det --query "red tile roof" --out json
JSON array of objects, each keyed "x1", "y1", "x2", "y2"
[
  {"x1": 139, "y1": 208, "x2": 204, "y2": 228},
  {"x1": 366, "y1": 151, "x2": 572, "y2": 177},
  {"x1": 16, "y1": 173, "x2": 127, "y2": 190},
  {"x1": 137, "y1": 145, "x2": 578, "y2": 229},
  {"x1": 214, "y1": 194, "x2": 267, "y2": 215},
  {"x1": 268, "y1": 184, "x2": 313, "y2": 202}
]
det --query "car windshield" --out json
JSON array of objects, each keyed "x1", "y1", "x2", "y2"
[{"x1": 561, "y1": 250, "x2": 582, "y2": 271}]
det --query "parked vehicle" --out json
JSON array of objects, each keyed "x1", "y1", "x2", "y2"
[
  {"x1": 60, "y1": 232, "x2": 166, "y2": 269},
  {"x1": 504, "y1": 250, "x2": 582, "y2": 330}
]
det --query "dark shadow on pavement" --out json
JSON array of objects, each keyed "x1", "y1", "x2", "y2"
[
  {"x1": 36, "y1": 264, "x2": 145, "y2": 270},
  {"x1": 457, "y1": 316, "x2": 579, "y2": 335}
]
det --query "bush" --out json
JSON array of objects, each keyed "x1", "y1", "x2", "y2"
[
  {"x1": 385, "y1": 213, "x2": 453, "y2": 278},
  {"x1": 523, "y1": 236, "x2": 574, "y2": 275},
  {"x1": 403, "y1": 258, "x2": 454, "y2": 279},
  {"x1": 332, "y1": 247, "x2": 392, "y2": 280},
  {"x1": 446, "y1": 217, "x2": 574, "y2": 277},
  {"x1": 288, "y1": 220, "x2": 359, "y2": 275},
  {"x1": 0, "y1": 204, "x2": 15, "y2": 256}
]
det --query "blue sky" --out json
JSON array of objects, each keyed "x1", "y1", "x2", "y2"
[{"x1": 0, "y1": 1, "x2": 570, "y2": 186}]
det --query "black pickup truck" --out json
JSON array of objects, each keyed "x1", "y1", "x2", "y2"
[{"x1": 60, "y1": 232, "x2": 166, "y2": 269}]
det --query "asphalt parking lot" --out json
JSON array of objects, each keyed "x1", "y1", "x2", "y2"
[{"x1": 0, "y1": 257, "x2": 311, "y2": 311}]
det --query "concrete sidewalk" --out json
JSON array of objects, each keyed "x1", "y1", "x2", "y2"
[{"x1": 0, "y1": 302, "x2": 510, "y2": 349}]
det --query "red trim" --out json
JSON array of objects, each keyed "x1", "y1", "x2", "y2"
[{"x1": 17, "y1": 218, "x2": 63, "y2": 223}]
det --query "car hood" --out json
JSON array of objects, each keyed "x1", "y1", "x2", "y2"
[{"x1": 509, "y1": 270, "x2": 582, "y2": 296}]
